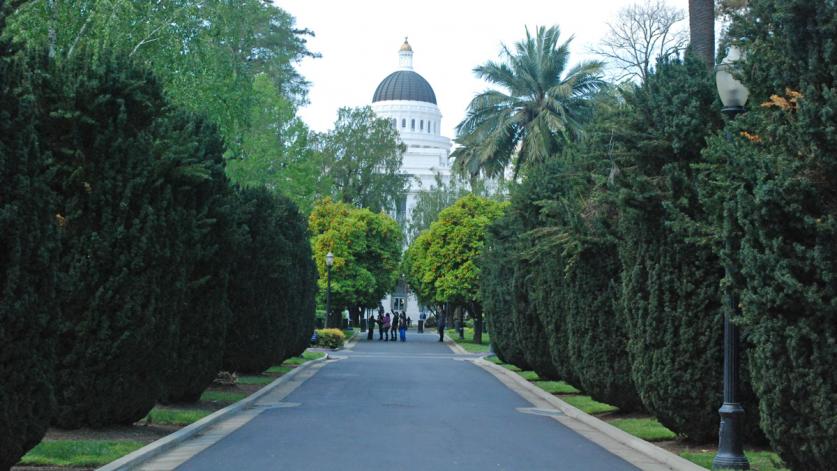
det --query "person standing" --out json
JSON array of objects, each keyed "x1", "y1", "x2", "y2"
[
  {"x1": 437, "y1": 314, "x2": 446, "y2": 342},
  {"x1": 390, "y1": 312, "x2": 397, "y2": 341},
  {"x1": 384, "y1": 313, "x2": 391, "y2": 341},
  {"x1": 367, "y1": 313, "x2": 375, "y2": 340},
  {"x1": 418, "y1": 312, "x2": 426, "y2": 333},
  {"x1": 399, "y1": 312, "x2": 407, "y2": 342}
]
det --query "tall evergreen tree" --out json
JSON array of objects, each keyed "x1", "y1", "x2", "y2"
[{"x1": 0, "y1": 2, "x2": 60, "y2": 465}]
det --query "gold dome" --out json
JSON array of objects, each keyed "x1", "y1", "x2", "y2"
[{"x1": 399, "y1": 37, "x2": 413, "y2": 52}]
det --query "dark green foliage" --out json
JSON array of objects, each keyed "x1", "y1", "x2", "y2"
[
  {"x1": 615, "y1": 54, "x2": 763, "y2": 442},
  {"x1": 482, "y1": 218, "x2": 530, "y2": 369},
  {"x1": 35, "y1": 53, "x2": 185, "y2": 428},
  {"x1": 159, "y1": 114, "x2": 234, "y2": 403},
  {"x1": 223, "y1": 187, "x2": 316, "y2": 374},
  {"x1": 701, "y1": 2, "x2": 837, "y2": 467},
  {"x1": 0, "y1": 13, "x2": 59, "y2": 467}
]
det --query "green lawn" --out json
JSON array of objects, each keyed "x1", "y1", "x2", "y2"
[
  {"x1": 446, "y1": 328, "x2": 491, "y2": 353},
  {"x1": 609, "y1": 418, "x2": 676, "y2": 442},
  {"x1": 200, "y1": 390, "x2": 247, "y2": 404},
  {"x1": 560, "y1": 395, "x2": 619, "y2": 415},
  {"x1": 680, "y1": 450, "x2": 787, "y2": 470},
  {"x1": 532, "y1": 380, "x2": 580, "y2": 394},
  {"x1": 237, "y1": 375, "x2": 275, "y2": 385},
  {"x1": 518, "y1": 370, "x2": 540, "y2": 381},
  {"x1": 145, "y1": 407, "x2": 211, "y2": 426},
  {"x1": 19, "y1": 440, "x2": 145, "y2": 467}
]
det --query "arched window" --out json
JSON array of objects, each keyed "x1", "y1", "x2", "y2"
[
  {"x1": 402, "y1": 118, "x2": 406, "y2": 128},
  {"x1": 420, "y1": 120, "x2": 424, "y2": 131},
  {"x1": 391, "y1": 118, "x2": 397, "y2": 129},
  {"x1": 429, "y1": 121, "x2": 433, "y2": 133},
  {"x1": 411, "y1": 119, "x2": 415, "y2": 130}
]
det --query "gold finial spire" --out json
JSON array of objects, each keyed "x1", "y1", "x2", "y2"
[{"x1": 400, "y1": 37, "x2": 413, "y2": 52}]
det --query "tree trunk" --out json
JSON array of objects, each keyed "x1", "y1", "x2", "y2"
[
  {"x1": 472, "y1": 303, "x2": 484, "y2": 345},
  {"x1": 350, "y1": 306, "x2": 362, "y2": 330},
  {"x1": 688, "y1": 0, "x2": 715, "y2": 69}
]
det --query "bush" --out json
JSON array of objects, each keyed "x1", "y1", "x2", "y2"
[
  {"x1": 223, "y1": 187, "x2": 315, "y2": 374},
  {"x1": 158, "y1": 114, "x2": 235, "y2": 403},
  {"x1": 37, "y1": 53, "x2": 188, "y2": 428},
  {"x1": 0, "y1": 43, "x2": 59, "y2": 468},
  {"x1": 615, "y1": 55, "x2": 761, "y2": 442},
  {"x1": 703, "y1": 1, "x2": 837, "y2": 467},
  {"x1": 315, "y1": 329, "x2": 345, "y2": 349}
]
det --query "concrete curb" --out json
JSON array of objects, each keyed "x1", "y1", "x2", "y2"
[
  {"x1": 473, "y1": 358, "x2": 705, "y2": 471},
  {"x1": 443, "y1": 333, "x2": 470, "y2": 355},
  {"x1": 97, "y1": 355, "x2": 328, "y2": 471}
]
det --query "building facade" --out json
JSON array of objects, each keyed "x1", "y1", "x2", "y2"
[{"x1": 371, "y1": 39, "x2": 452, "y2": 320}]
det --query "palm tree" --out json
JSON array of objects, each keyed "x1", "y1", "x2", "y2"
[
  {"x1": 452, "y1": 25, "x2": 604, "y2": 178},
  {"x1": 688, "y1": 0, "x2": 715, "y2": 69}
]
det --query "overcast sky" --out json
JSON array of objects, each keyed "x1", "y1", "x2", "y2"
[{"x1": 280, "y1": 0, "x2": 691, "y2": 139}]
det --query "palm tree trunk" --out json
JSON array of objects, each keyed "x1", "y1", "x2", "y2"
[{"x1": 689, "y1": 0, "x2": 715, "y2": 69}]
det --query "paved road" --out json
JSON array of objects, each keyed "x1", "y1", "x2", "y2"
[{"x1": 176, "y1": 332, "x2": 638, "y2": 471}]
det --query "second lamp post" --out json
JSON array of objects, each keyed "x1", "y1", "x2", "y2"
[{"x1": 325, "y1": 251, "x2": 334, "y2": 329}]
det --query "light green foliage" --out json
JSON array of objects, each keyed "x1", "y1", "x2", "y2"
[
  {"x1": 533, "y1": 381, "x2": 580, "y2": 395},
  {"x1": 453, "y1": 25, "x2": 604, "y2": 178},
  {"x1": 6, "y1": 0, "x2": 314, "y2": 158},
  {"x1": 680, "y1": 451, "x2": 787, "y2": 471},
  {"x1": 237, "y1": 376, "x2": 275, "y2": 386},
  {"x1": 609, "y1": 418, "x2": 676, "y2": 442},
  {"x1": 309, "y1": 198, "x2": 402, "y2": 325},
  {"x1": 315, "y1": 329, "x2": 345, "y2": 349},
  {"x1": 314, "y1": 106, "x2": 409, "y2": 214},
  {"x1": 19, "y1": 440, "x2": 144, "y2": 467},
  {"x1": 226, "y1": 74, "x2": 323, "y2": 213}
]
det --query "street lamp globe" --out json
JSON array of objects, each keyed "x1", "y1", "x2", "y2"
[
  {"x1": 326, "y1": 252, "x2": 334, "y2": 267},
  {"x1": 716, "y1": 46, "x2": 750, "y2": 113}
]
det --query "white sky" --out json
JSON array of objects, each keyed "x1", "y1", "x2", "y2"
[{"x1": 279, "y1": 0, "x2": 690, "y2": 139}]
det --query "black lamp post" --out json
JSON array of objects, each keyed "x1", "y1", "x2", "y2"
[
  {"x1": 712, "y1": 45, "x2": 750, "y2": 471},
  {"x1": 326, "y1": 251, "x2": 334, "y2": 329}
]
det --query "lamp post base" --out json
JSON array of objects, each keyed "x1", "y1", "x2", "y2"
[{"x1": 712, "y1": 402, "x2": 749, "y2": 470}]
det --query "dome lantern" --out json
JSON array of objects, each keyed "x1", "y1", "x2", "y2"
[{"x1": 399, "y1": 37, "x2": 414, "y2": 70}]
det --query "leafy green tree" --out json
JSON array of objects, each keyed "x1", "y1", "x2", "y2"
[
  {"x1": 699, "y1": 1, "x2": 837, "y2": 467},
  {"x1": 309, "y1": 198, "x2": 402, "y2": 328},
  {"x1": 314, "y1": 106, "x2": 409, "y2": 213},
  {"x1": 223, "y1": 187, "x2": 316, "y2": 374},
  {"x1": 0, "y1": 5, "x2": 60, "y2": 465},
  {"x1": 226, "y1": 73, "x2": 324, "y2": 214},
  {"x1": 452, "y1": 25, "x2": 605, "y2": 178},
  {"x1": 406, "y1": 195, "x2": 506, "y2": 344},
  {"x1": 6, "y1": 0, "x2": 315, "y2": 156}
]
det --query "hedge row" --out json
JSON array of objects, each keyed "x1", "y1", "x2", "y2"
[
  {"x1": 0, "y1": 47, "x2": 316, "y2": 468},
  {"x1": 484, "y1": 1, "x2": 837, "y2": 468}
]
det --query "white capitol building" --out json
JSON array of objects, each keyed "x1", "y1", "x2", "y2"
[{"x1": 372, "y1": 38, "x2": 452, "y2": 318}]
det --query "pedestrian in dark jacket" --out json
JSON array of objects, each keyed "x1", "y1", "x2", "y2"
[
  {"x1": 378, "y1": 313, "x2": 385, "y2": 340},
  {"x1": 437, "y1": 314, "x2": 446, "y2": 342},
  {"x1": 384, "y1": 313, "x2": 391, "y2": 341},
  {"x1": 367, "y1": 313, "x2": 375, "y2": 340}
]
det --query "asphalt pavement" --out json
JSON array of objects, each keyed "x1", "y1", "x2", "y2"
[{"x1": 174, "y1": 331, "x2": 638, "y2": 471}]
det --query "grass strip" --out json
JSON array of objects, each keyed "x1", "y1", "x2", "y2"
[
  {"x1": 19, "y1": 440, "x2": 144, "y2": 467},
  {"x1": 609, "y1": 417, "x2": 676, "y2": 442},
  {"x1": 680, "y1": 450, "x2": 787, "y2": 470},
  {"x1": 237, "y1": 375, "x2": 275, "y2": 385},
  {"x1": 146, "y1": 407, "x2": 211, "y2": 426},
  {"x1": 560, "y1": 395, "x2": 619, "y2": 415},
  {"x1": 518, "y1": 370, "x2": 540, "y2": 381},
  {"x1": 200, "y1": 390, "x2": 247, "y2": 404},
  {"x1": 532, "y1": 380, "x2": 580, "y2": 395},
  {"x1": 445, "y1": 328, "x2": 492, "y2": 353}
]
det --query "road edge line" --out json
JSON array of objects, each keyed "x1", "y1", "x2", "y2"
[
  {"x1": 443, "y1": 333, "x2": 469, "y2": 355},
  {"x1": 472, "y1": 358, "x2": 705, "y2": 471},
  {"x1": 97, "y1": 355, "x2": 328, "y2": 471}
]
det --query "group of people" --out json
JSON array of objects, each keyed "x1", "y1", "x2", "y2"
[
  {"x1": 367, "y1": 312, "x2": 409, "y2": 342},
  {"x1": 365, "y1": 311, "x2": 448, "y2": 343}
]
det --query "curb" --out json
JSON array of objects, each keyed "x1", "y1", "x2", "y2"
[
  {"x1": 473, "y1": 358, "x2": 705, "y2": 471},
  {"x1": 97, "y1": 355, "x2": 328, "y2": 471},
  {"x1": 443, "y1": 333, "x2": 470, "y2": 355}
]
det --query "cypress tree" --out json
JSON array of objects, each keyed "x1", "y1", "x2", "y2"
[
  {"x1": 616, "y1": 55, "x2": 761, "y2": 442},
  {"x1": 158, "y1": 113, "x2": 234, "y2": 403},
  {"x1": 36, "y1": 53, "x2": 183, "y2": 427},
  {"x1": 702, "y1": 1, "x2": 837, "y2": 467},
  {"x1": 223, "y1": 187, "x2": 315, "y2": 374},
  {"x1": 0, "y1": 12, "x2": 59, "y2": 466}
]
